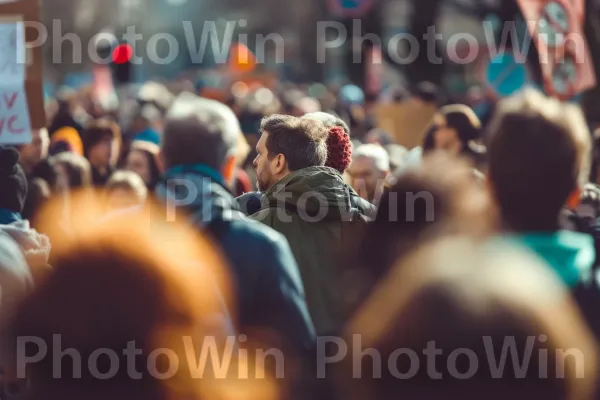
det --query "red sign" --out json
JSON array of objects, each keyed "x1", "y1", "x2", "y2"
[{"x1": 517, "y1": 0, "x2": 596, "y2": 99}]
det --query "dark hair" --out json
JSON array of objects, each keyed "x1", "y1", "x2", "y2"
[
  {"x1": 81, "y1": 118, "x2": 121, "y2": 158},
  {"x1": 261, "y1": 114, "x2": 328, "y2": 171},
  {"x1": 413, "y1": 82, "x2": 440, "y2": 105},
  {"x1": 486, "y1": 90, "x2": 591, "y2": 232},
  {"x1": 424, "y1": 105, "x2": 482, "y2": 153},
  {"x1": 440, "y1": 105, "x2": 482, "y2": 145},
  {"x1": 130, "y1": 148, "x2": 161, "y2": 191},
  {"x1": 21, "y1": 178, "x2": 51, "y2": 223},
  {"x1": 31, "y1": 159, "x2": 58, "y2": 190}
]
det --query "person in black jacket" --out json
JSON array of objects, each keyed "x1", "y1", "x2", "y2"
[{"x1": 155, "y1": 93, "x2": 315, "y2": 355}]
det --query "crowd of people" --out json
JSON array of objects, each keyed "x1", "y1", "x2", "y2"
[{"x1": 0, "y1": 77, "x2": 600, "y2": 400}]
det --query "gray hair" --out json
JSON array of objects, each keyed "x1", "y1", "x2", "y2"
[
  {"x1": 353, "y1": 144, "x2": 391, "y2": 172},
  {"x1": 106, "y1": 170, "x2": 148, "y2": 202},
  {"x1": 303, "y1": 111, "x2": 350, "y2": 134},
  {"x1": 162, "y1": 93, "x2": 241, "y2": 170}
]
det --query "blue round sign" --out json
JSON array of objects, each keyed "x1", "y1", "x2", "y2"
[{"x1": 485, "y1": 51, "x2": 529, "y2": 97}]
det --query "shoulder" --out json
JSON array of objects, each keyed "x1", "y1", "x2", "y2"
[
  {"x1": 249, "y1": 208, "x2": 275, "y2": 224},
  {"x1": 225, "y1": 215, "x2": 286, "y2": 250}
]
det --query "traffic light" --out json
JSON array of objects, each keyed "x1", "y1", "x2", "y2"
[{"x1": 111, "y1": 43, "x2": 133, "y2": 84}]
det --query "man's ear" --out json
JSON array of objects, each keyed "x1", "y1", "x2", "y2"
[
  {"x1": 221, "y1": 154, "x2": 238, "y2": 187},
  {"x1": 566, "y1": 187, "x2": 582, "y2": 210},
  {"x1": 273, "y1": 154, "x2": 287, "y2": 175}
]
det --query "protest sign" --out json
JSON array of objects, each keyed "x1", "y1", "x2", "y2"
[
  {"x1": 0, "y1": 0, "x2": 45, "y2": 138},
  {"x1": 517, "y1": 0, "x2": 596, "y2": 100},
  {"x1": 0, "y1": 20, "x2": 31, "y2": 144}
]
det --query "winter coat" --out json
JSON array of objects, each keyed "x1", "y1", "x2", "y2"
[
  {"x1": 155, "y1": 165, "x2": 316, "y2": 351},
  {"x1": 251, "y1": 166, "x2": 370, "y2": 335}
]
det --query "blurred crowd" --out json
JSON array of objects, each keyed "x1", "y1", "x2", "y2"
[{"x1": 1, "y1": 75, "x2": 600, "y2": 400}]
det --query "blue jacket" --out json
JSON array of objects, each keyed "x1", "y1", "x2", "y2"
[
  {"x1": 515, "y1": 230, "x2": 595, "y2": 288},
  {"x1": 156, "y1": 166, "x2": 316, "y2": 350}
]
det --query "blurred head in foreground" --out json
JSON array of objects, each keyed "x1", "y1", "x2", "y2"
[
  {"x1": 341, "y1": 238, "x2": 598, "y2": 400},
  {"x1": 486, "y1": 89, "x2": 591, "y2": 232},
  {"x1": 13, "y1": 196, "x2": 276, "y2": 400},
  {"x1": 352, "y1": 154, "x2": 490, "y2": 304}
]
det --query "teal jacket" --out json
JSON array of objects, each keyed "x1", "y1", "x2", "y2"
[{"x1": 514, "y1": 230, "x2": 595, "y2": 288}]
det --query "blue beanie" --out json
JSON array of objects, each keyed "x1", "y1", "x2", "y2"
[{"x1": 133, "y1": 129, "x2": 161, "y2": 146}]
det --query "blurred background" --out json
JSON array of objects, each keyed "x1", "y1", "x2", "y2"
[{"x1": 39, "y1": 0, "x2": 600, "y2": 124}]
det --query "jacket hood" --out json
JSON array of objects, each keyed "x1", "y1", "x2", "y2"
[
  {"x1": 516, "y1": 230, "x2": 595, "y2": 288},
  {"x1": 264, "y1": 166, "x2": 360, "y2": 220},
  {"x1": 156, "y1": 165, "x2": 245, "y2": 227},
  {"x1": 0, "y1": 220, "x2": 51, "y2": 268}
]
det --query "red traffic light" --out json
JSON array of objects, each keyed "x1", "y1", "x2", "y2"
[{"x1": 112, "y1": 44, "x2": 133, "y2": 64}]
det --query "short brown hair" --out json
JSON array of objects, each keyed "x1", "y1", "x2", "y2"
[
  {"x1": 81, "y1": 118, "x2": 121, "y2": 158},
  {"x1": 486, "y1": 89, "x2": 591, "y2": 231},
  {"x1": 261, "y1": 114, "x2": 328, "y2": 171}
]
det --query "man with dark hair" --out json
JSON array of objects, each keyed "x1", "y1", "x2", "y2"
[
  {"x1": 254, "y1": 115, "x2": 328, "y2": 191},
  {"x1": 156, "y1": 94, "x2": 315, "y2": 355},
  {"x1": 486, "y1": 89, "x2": 600, "y2": 339},
  {"x1": 81, "y1": 119, "x2": 121, "y2": 186},
  {"x1": 252, "y1": 114, "x2": 369, "y2": 335}
]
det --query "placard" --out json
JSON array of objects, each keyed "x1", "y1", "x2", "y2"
[
  {"x1": 0, "y1": 21, "x2": 31, "y2": 144},
  {"x1": 374, "y1": 102, "x2": 436, "y2": 149},
  {"x1": 517, "y1": 0, "x2": 596, "y2": 100},
  {"x1": 0, "y1": 0, "x2": 45, "y2": 131}
]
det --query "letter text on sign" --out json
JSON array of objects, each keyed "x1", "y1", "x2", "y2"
[{"x1": 0, "y1": 21, "x2": 31, "y2": 144}]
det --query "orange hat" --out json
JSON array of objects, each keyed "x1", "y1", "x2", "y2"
[{"x1": 51, "y1": 127, "x2": 84, "y2": 156}]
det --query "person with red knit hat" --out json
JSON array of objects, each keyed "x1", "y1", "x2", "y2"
[
  {"x1": 324, "y1": 126, "x2": 352, "y2": 173},
  {"x1": 304, "y1": 112, "x2": 377, "y2": 219}
]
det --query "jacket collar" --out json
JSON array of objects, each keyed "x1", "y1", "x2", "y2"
[
  {"x1": 156, "y1": 164, "x2": 241, "y2": 226},
  {"x1": 0, "y1": 209, "x2": 22, "y2": 225}
]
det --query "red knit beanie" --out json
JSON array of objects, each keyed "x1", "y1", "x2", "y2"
[{"x1": 325, "y1": 126, "x2": 352, "y2": 173}]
